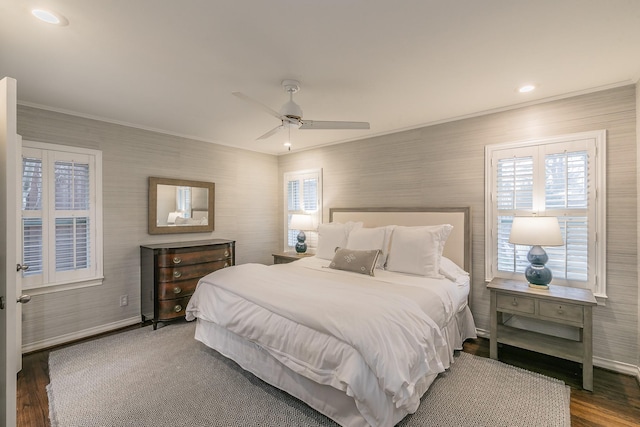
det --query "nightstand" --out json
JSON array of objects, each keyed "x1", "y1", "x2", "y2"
[
  {"x1": 488, "y1": 277, "x2": 597, "y2": 391},
  {"x1": 272, "y1": 251, "x2": 314, "y2": 264}
]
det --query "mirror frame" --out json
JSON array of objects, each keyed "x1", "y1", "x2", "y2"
[{"x1": 148, "y1": 176, "x2": 215, "y2": 235}]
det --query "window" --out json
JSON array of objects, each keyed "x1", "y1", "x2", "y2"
[
  {"x1": 284, "y1": 169, "x2": 322, "y2": 251},
  {"x1": 485, "y1": 130, "x2": 606, "y2": 297},
  {"x1": 21, "y1": 141, "x2": 103, "y2": 292},
  {"x1": 176, "y1": 186, "x2": 192, "y2": 218}
]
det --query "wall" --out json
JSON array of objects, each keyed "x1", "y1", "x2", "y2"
[
  {"x1": 17, "y1": 105, "x2": 279, "y2": 351},
  {"x1": 278, "y1": 85, "x2": 639, "y2": 370}
]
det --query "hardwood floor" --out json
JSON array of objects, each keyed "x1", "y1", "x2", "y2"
[{"x1": 17, "y1": 332, "x2": 640, "y2": 426}]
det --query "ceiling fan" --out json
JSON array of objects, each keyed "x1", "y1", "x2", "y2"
[{"x1": 233, "y1": 79, "x2": 370, "y2": 140}]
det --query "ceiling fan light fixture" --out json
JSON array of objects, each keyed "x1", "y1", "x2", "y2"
[
  {"x1": 279, "y1": 99, "x2": 303, "y2": 119},
  {"x1": 233, "y1": 79, "x2": 370, "y2": 141}
]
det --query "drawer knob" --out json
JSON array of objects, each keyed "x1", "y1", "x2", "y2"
[
  {"x1": 173, "y1": 286, "x2": 182, "y2": 294},
  {"x1": 557, "y1": 306, "x2": 563, "y2": 314},
  {"x1": 223, "y1": 262, "x2": 229, "y2": 268},
  {"x1": 173, "y1": 257, "x2": 182, "y2": 264},
  {"x1": 173, "y1": 271, "x2": 182, "y2": 279},
  {"x1": 173, "y1": 304, "x2": 182, "y2": 313},
  {"x1": 224, "y1": 250, "x2": 229, "y2": 257},
  {"x1": 511, "y1": 299, "x2": 518, "y2": 306}
]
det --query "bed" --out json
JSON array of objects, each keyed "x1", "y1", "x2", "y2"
[{"x1": 185, "y1": 207, "x2": 476, "y2": 427}]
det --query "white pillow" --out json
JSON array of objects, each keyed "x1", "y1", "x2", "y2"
[
  {"x1": 316, "y1": 222, "x2": 363, "y2": 260},
  {"x1": 386, "y1": 224, "x2": 453, "y2": 277},
  {"x1": 346, "y1": 226, "x2": 395, "y2": 268},
  {"x1": 439, "y1": 256, "x2": 469, "y2": 281}
]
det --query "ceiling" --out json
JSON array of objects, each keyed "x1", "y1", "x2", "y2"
[{"x1": 2, "y1": 1, "x2": 639, "y2": 155}]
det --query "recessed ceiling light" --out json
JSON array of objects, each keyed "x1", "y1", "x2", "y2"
[
  {"x1": 31, "y1": 9, "x2": 68, "y2": 26},
  {"x1": 518, "y1": 84, "x2": 536, "y2": 93}
]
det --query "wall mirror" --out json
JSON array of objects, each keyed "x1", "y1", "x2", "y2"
[{"x1": 148, "y1": 177, "x2": 215, "y2": 234}]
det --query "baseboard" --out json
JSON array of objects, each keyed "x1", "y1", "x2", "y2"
[
  {"x1": 474, "y1": 328, "x2": 639, "y2": 379},
  {"x1": 475, "y1": 327, "x2": 490, "y2": 339},
  {"x1": 22, "y1": 316, "x2": 141, "y2": 354},
  {"x1": 593, "y1": 356, "x2": 640, "y2": 378}
]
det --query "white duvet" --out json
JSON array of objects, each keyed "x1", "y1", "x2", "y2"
[{"x1": 186, "y1": 258, "x2": 465, "y2": 427}]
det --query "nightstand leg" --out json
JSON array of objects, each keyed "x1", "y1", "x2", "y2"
[
  {"x1": 490, "y1": 290, "x2": 498, "y2": 359},
  {"x1": 583, "y1": 306, "x2": 594, "y2": 391}
]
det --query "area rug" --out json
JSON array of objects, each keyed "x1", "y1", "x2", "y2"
[{"x1": 47, "y1": 321, "x2": 571, "y2": 426}]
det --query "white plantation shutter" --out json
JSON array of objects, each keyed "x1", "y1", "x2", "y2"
[
  {"x1": 284, "y1": 169, "x2": 322, "y2": 251},
  {"x1": 22, "y1": 157, "x2": 43, "y2": 277},
  {"x1": 54, "y1": 160, "x2": 91, "y2": 272},
  {"x1": 485, "y1": 131, "x2": 606, "y2": 296},
  {"x1": 21, "y1": 142, "x2": 103, "y2": 291},
  {"x1": 543, "y1": 150, "x2": 590, "y2": 282}
]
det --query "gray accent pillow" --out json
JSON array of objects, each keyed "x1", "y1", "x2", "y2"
[{"x1": 329, "y1": 248, "x2": 381, "y2": 276}]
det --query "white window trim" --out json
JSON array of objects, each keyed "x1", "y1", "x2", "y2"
[
  {"x1": 22, "y1": 140, "x2": 104, "y2": 294},
  {"x1": 484, "y1": 130, "x2": 607, "y2": 298},
  {"x1": 283, "y1": 168, "x2": 322, "y2": 252}
]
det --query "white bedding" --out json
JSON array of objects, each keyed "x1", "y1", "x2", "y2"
[{"x1": 186, "y1": 256, "x2": 473, "y2": 427}]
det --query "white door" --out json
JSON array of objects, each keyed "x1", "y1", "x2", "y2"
[{"x1": 1, "y1": 76, "x2": 20, "y2": 427}]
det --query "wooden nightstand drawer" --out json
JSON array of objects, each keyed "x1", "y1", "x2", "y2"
[
  {"x1": 496, "y1": 294, "x2": 535, "y2": 314},
  {"x1": 272, "y1": 252, "x2": 314, "y2": 264},
  {"x1": 539, "y1": 301, "x2": 584, "y2": 324}
]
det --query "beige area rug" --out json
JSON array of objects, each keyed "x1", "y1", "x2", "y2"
[{"x1": 48, "y1": 321, "x2": 571, "y2": 426}]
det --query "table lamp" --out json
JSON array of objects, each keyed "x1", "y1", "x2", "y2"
[
  {"x1": 290, "y1": 214, "x2": 314, "y2": 253},
  {"x1": 508, "y1": 216, "x2": 564, "y2": 289}
]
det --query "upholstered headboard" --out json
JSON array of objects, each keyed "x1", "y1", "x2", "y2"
[{"x1": 329, "y1": 207, "x2": 471, "y2": 274}]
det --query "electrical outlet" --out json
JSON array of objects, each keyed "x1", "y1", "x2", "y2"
[{"x1": 119, "y1": 294, "x2": 128, "y2": 307}]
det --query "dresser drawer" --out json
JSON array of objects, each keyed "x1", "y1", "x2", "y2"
[
  {"x1": 538, "y1": 301, "x2": 584, "y2": 324},
  {"x1": 158, "y1": 260, "x2": 231, "y2": 282},
  {"x1": 157, "y1": 295, "x2": 192, "y2": 321},
  {"x1": 157, "y1": 246, "x2": 233, "y2": 267},
  {"x1": 496, "y1": 293, "x2": 535, "y2": 315},
  {"x1": 157, "y1": 278, "x2": 199, "y2": 300}
]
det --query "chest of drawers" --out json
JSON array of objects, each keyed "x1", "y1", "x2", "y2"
[{"x1": 140, "y1": 239, "x2": 235, "y2": 329}]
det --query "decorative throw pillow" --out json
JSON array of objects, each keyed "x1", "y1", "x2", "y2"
[
  {"x1": 329, "y1": 248, "x2": 381, "y2": 276},
  {"x1": 386, "y1": 224, "x2": 453, "y2": 277}
]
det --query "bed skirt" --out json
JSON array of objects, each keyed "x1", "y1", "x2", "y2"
[{"x1": 192, "y1": 305, "x2": 476, "y2": 427}]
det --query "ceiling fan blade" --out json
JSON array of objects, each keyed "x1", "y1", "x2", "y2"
[
  {"x1": 232, "y1": 92, "x2": 283, "y2": 120},
  {"x1": 299, "y1": 120, "x2": 370, "y2": 130},
  {"x1": 257, "y1": 124, "x2": 285, "y2": 140}
]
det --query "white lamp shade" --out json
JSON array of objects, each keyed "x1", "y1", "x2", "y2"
[
  {"x1": 509, "y1": 216, "x2": 564, "y2": 246},
  {"x1": 290, "y1": 214, "x2": 315, "y2": 231}
]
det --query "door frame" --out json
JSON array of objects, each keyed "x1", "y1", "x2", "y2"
[{"x1": 1, "y1": 76, "x2": 19, "y2": 427}]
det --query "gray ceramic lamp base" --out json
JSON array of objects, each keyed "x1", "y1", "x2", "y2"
[
  {"x1": 295, "y1": 231, "x2": 307, "y2": 253},
  {"x1": 525, "y1": 245, "x2": 552, "y2": 288}
]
